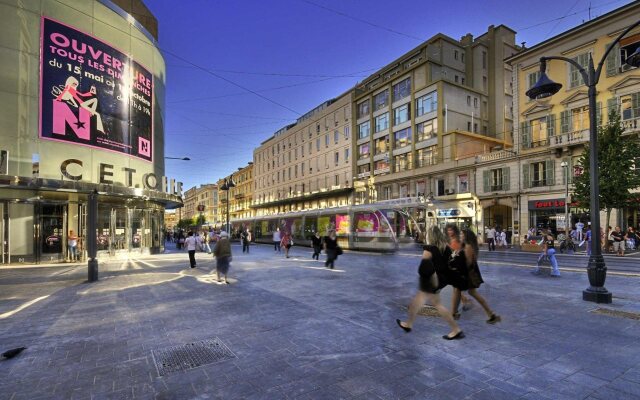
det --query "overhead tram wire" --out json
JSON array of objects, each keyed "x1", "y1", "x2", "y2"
[
  {"x1": 164, "y1": 63, "x2": 377, "y2": 78},
  {"x1": 515, "y1": 0, "x2": 628, "y2": 31}
]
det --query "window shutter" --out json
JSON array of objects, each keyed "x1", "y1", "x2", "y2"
[
  {"x1": 547, "y1": 114, "x2": 556, "y2": 138},
  {"x1": 523, "y1": 163, "x2": 530, "y2": 189},
  {"x1": 605, "y1": 43, "x2": 620, "y2": 77},
  {"x1": 502, "y1": 167, "x2": 510, "y2": 191},
  {"x1": 521, "y1": 121, "x2": 530, "y2": 149},
  {"x1": 483, "y1": 170, "x2": 490, "y2": 193},
  {"x1": 595, "y1": 102, "x2": 602, "y2": 129},
  {"x1": 607, "y1": 97, "x2": 618, "y2": 120},
  {"x1": 560, "y1": 110, "x2": 570, "y2": 134},
  {"x1": 632, "y1": 93, "x2": 640, "y2": 119},
  {"x1": 545, "y1": 159, "x2": 555, "y2": 186}
]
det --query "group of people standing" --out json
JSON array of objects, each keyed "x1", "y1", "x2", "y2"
[
  {"x1": 397, "y1": 224, "x2": 500, "y2": 340},
  {"x1": 484, "y1": 226, "x2": 510, "y2": 251}
]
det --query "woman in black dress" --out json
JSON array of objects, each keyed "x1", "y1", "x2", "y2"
[
  {"x1": 323, "y1": 230, "x2": 339, "y2": 269},
  {"x1": 451, "y1": 229, "x2": 501, "y2": 324},
  {"x1": 396, "y1": 226, "x2": 464, "y2": 340}
]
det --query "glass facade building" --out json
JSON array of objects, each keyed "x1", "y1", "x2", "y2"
[{"x1": 0, "y1": 0, "x2": 181, "y2": 264}]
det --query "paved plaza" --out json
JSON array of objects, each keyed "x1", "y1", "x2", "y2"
[{"x1": 1, "y1": 244, "x2": 640, "y2": 399}]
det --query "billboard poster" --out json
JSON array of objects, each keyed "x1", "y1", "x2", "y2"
[
  {"x1": 336, "y1": 214, "x2": 349, "y2": 235},
  {"x1": 40, "y1": 17, "x2": 153, "y2": 162},
  {"x1": 355, "y1": 213, "x2": 378, "y2": 236}
]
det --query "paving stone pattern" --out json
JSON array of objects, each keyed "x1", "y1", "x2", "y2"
[{"x1": 0, "y1": 245, "x2": 639, "y2": 399}]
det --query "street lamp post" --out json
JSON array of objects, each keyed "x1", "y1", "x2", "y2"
[
  {"x1": 220, "y1": 177, "x2": 236, "y2": 234},
  {"x1": 526, "y1": 20, "x2": 640, "y2": 303},
  {"x1": 165, "y1": 156, "x2": 191, "y2": 160},
  {"x1": 560, "y1": 161, "x2": 570, "y2": 240}
]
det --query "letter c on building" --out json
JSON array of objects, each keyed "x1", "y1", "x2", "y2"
[{"x1": 60, "y1": 159, "x2": 83, "y2": 181}]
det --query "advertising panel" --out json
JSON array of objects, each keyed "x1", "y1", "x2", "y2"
[
  {"x1": 336, "y1": 214, "x2": 349, "y2": 235},
  {"x1": 40, "y1": 17, "x2": 154, "y2": 162},
  {"x1": 355, "y1": 212, "x2": 378, "y2": 236}
]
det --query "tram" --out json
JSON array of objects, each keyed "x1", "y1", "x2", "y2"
[{"x1": 230, "y1": 199, "x2": 438, "y2": 252}]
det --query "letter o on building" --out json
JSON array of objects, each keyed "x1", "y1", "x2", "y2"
[{"x1": 143, "y1": 173, "x2": 158, "y2": 190}]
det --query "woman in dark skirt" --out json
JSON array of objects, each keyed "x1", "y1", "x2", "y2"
[
  {"x1": 396, "y1": 226, "x2": 464, "y2": 340},
  {"x1": 451, "y1": 229, "x2": 501, "y2": 324},
  {"x1": 213, "y1": 231, "x2": 232, "y2": 284}
]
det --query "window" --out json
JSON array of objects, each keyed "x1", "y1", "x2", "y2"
[
  {"x1": 358, "y1": 121, "x2": 370, "y2": 139},
  {"x1": 483, "y1": 168, "x2": 510, "y2": 192},
  {"x1": 461, "y1": 53, "x2": 465, "y2": 63},
  {"x1": 415, "y1": 91, "x2": 437, "y2": 116},
  {"x1": 374, "y1": 90, "x2": 389, "y2": 111},
  {"x1": 474, "y1": 98, "x2": 478, "y2": 108},
  {"x1": 394, "y1": 153, "x2": 413, "y2": 172},
  {"x1": 344, "y1": 148, "x2": 349, "y2": 162},
  {"x1": 467, "y1": 96, "x2": 471, "y2": 106},
  {"x1": 325, "y1": 134, "x2": 329, "y2": 147},
  {"x1": 482, "y1": 51, "x2": 487, "y2": 69},
  {"x1": 527, "y1": 71, "x2": 541, "y2": 89},
  {"x1": 523, "y1": 160, "x2": 554, "y2": 188},
  {"x1": 522, "y1": 115, "x2": 555, "y2": 148},
  {"x1": 374, "y1": 159, "x2": 390, "y2": 174},
  {"x1": 454, "y1": 49, "x2": 459, "y2": 60},
  {"x1": 620, "y1": 93, "x2": 640, "y2": 120},
  {"x1": 436, "y1": 179, "x2": 445, "y2": 196},
  {"x1": 316, "y1": 138, "x2": 320, "y2": 151},
  {"x1": 374, "y1": 112, "x2": 389, "y2": 132},
  {"x1": 570, "y1": 52, "x2": 590, "y2": 88},
  {"x1": 394, "y1": 127, "x2": 412, "y2": 148},
  {"x1": 358, "y1": 164, "x2": 370, "y2": 175},
  {"x1": 334, "y1": 151, "x2": 339, "y2": 165},
  {"x1": 416, "y1": 118, "x2": 438, "y2": 141},
  {"x1": 392, "y1": 78, "x2": 411, "y2": 102},
  {"x1": 458, "y1": 174, "x2": 469, "y2": 193},
  {"x1": 416, "y1": 146, "x2": 437, "y2": 167},
  {"x1": 374, "y1": 135, "x2": 389, "y2": 155},
  {"x1": 344, "y1": 126, "x2": 350, "y2": 140},
  {"x1": 334, "y1": 131, "x2": 339, "y2": 143},
  {"x1": 301, "y1": 162, "x2": 305, "y2": 176},
  {"x1": 335, "y1": 175, "x2": 339, "y2": 186},
  {"x1": 455, "y1": 75, "x2": 459, "y2": 83},
  {"x1": 358, "y1": 143, "x2": 370, "y2": 159},
  {"x1": 531, "y1": 162, "x2": 546, "y2": 187},
  {"x1": 356, "y1": 100, "x2": 371, "y2": 119},
  {"x1": 393, "y1": 104, "x2": 410, "y2": 125},
  {"x1": 482, "y1": 76, "x2": 487, "y2": 91}
]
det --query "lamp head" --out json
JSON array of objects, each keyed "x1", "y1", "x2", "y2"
[
  {"x1": 625, "y1": 46, "x2": 640, "y2": 68},
  {"x1": 525, "y1": 71, "x2": 562, "y2": 100}
]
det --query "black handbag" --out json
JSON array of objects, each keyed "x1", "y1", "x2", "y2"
[{"x1": 336, "y1": 246, "x2": 343, "y2": 256}]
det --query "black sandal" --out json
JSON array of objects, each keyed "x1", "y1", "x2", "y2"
[
  {"x1": 396, "y1": 319, "x2": 411, "y2": 333},
  {"x1": 442, "y1": 331, "x2": 465, "y2": 340}
]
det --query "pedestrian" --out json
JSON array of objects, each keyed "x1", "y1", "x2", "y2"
[
  {"x1": 203, "y1": 229, "x2": 212, "y2": 254},
  {"x1": 281, "y1": 231, "x2": 293, "y2": 258},
  {"x1": 311, "y1": 231, "x2": 322, "y2": 260},
  {"x1": 184, "y1": 231, "x2": 201, "y2": 269},
  {"x1": 499, "y1": 229, "x2": 507, "y2": 248},
  {"x1": 396, "y1": 226, "x2": 464, "y2": 340},
  {"x1": 611, "y1": 226, "x2": 626, "y2": 257},
  {"x1": 68, "y1": 229, "x2": 78, "y2": 261},
  {"x1": 585, "y1": 226, "x2": 592, "y2": 255},
  {"x1": 177, "y1": 230, "x2": 185, "y2": 250},
  {"x1": 445, "y1": 224, "x2": 471, "y2": 312},
  {"x1": 531, "y1": 229, "x2": 560, "y2": 277},
  {"x1": 485, "y1": 225, "x2": 496, "y2": 251},
  {"x1": 451, "y1": 230, "x2": 501, "y2": 324},
  {"x1": 575, "y1": 220, "x2": 585, "y2": 241},
  {"x1": 242, "y1": 229, "x2": 251, "y2": 253},
  {"x1": 323, "y1": 229, "x2": 340, "y2": 269},
  {"x1": 273, "y1": 228, "x2": 281, "y2": 252},
  {"x1": 213, "y1": 231, "x2": 232, "y2": 284}
]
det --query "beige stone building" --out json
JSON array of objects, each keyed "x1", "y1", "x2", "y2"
[
  {"x1": 253, "y1": 92, "x2": 353, "y2": 216},
  {"x1": 182, "y1": 184, "x2": 218, "y2": 226},
  {"x1": 503, "y1": 1, "x2": 640, "y2": 238},
  {"x1": 352, "y1": 25, "x2": 519, "y2": 230},
  {"x1": 217, "y1": 162, "x2": 254, "y2": 228}
]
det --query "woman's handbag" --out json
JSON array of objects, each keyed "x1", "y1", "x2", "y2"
[{"x1": 336, "y1": 246, "x2": 343, "y2": 256}]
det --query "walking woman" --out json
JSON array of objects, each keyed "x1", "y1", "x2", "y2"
[
  {"x1": 213, "y1": 231, "x2": 232, "y2": 284},
  {"x1": 451, "y1": 229, "x2": 501, "y2": 324},
  {"x1": 532, "y1": 229, "x2": 560, "y2": 277},
  {"x1": 281, "y1": 231, "x2": 293, "y2": 258},
  {"x1": 445, "y1": 224, "x2": 472, "y2": 312},
  {"x1": 396, "y1": 226, "x2": 464, "y2": 340},
  {"x1": 311, "y1": 231, "x2": 322, "y2": 260},
  {"x1": 324, "y1": 230, "x2": 339, "y2": 269}
]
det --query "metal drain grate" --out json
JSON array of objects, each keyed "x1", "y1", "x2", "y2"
[
  {"x1": 152, "y1": 337, "x2": 236, "y2": 376},
  {"x1": 591, "y1": 308, "x2": 640, "y2": 320}
]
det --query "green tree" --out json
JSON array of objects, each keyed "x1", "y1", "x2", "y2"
[
  {"x1": 196, "y1": 214, "x2": 206, "y2": 226},
  {"x1": 176, "y1": 218, "x2": 193, "y2": 229},
  {"x1": 573, "y1": 110, "x2": 640, "y2": 235}
]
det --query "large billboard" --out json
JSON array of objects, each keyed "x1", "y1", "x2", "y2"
[{"x1": 40, "y1": 17, "x2": 154, "y2": 162}]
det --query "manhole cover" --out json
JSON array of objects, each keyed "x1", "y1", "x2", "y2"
[
  {"x1": 590, "y1": 308, "x2": 640, "y2": 320},
  {"x1": 152, "y1": 337, "x2": 236, "y2": 376}
]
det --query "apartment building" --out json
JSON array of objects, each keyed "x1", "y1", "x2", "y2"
[
  {"x1": 505, "y1": 1, "x2": 640, "y2": 237},
  {"x1": 353, "y1": 25, "x2": 519, "y2": 229},
  {"x1": 217, "y1": 162, "x2": 254, "y2": 227},
  {"x1": 182, "y1": 184, "x2": 218, "y2": 225},
  {"x1": 253, "y1": 93, "x2": 353, "y2": 216}
]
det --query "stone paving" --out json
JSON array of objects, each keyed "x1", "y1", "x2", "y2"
[{"x1": 1, "y1": 244, "x2": 640, "y2": 399}]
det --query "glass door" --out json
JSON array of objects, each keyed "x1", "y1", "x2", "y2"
[{"x1": 39, "y1": 204, "x2": 66, "y2": 263}]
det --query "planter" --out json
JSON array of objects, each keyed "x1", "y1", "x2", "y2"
[{"x1": 521, "y1": 243, "x2": 542, "y2": 252}]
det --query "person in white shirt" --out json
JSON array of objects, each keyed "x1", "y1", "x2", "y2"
[
  {"x1": 184, "y1": 231, "x2": 201, "y2": 268},
  {"x1": 485, "y1": 226, "x2": 496, "y2": 251},
  {"x1": 273, "y1": 228, "x2": 281, "y2": 252}
]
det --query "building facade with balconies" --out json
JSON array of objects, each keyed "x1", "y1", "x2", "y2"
[
  {"x1": 352, "y1": 25, "x2": 519, "y2": 230},
  {"x1": 507, "y1": 1, "x2": 640, "y2": 238},
  {"x1": 253, "y1": 93, "x2": 353, "y2": 216},
  {"x1": 217, "y1": 162, "x2": 254, "y2": 229}
]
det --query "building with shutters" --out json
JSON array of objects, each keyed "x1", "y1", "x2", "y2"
[{"x1": 499, "y1": 1, "x2": 640, "y2": 240}]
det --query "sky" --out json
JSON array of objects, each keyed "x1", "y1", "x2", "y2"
[{"x1": 145, "y1": 0, "x2": 635, "y2": 191}]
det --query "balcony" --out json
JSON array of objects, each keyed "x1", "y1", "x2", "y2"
[
  {"x1": 476, "y1": 150, "x2": 515, "y2": 163},
  {"x1": 548, "y1": 130, "x2": 589, "y2": 148},
  {"x1": 234, "y1": 193, "x2": 245, "y2": 199},
  {"x1": 622, "y1": 116, "x2": 640, "y2": 133}
]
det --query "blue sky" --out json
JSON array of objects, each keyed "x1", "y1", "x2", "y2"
[{"x1": 145, "y1": 0, "x2": 634, "y2": 191}]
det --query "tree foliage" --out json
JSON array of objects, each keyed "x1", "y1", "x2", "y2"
[
  {"x1": 573, "y1": 110, "x2": 640, "y2": 229},
  {"x1": 176, "y1": 218, "x2": 193, "y2": 229},
  {"x1": 196, "y1": 214, "x2": 206, "y2": 226}
]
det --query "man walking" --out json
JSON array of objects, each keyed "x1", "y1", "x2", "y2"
[
  {"x1": 273, "y1": 228, "x2": 281, "y2": 252},
  {"x1": 611, "y1": 226, "x2": 627, "y2": 257},
  {"x1": 485, "y1": 226, "x2": 496, "y2": 251},
  {"x1": 184, "y1": 231, "x2": 201, "y2": 268}
]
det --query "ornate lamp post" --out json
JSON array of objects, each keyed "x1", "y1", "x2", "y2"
[
  {"x1": 526, "y1": 21, "x2": 640, "y2": 303},
  {"x1": 560, "y1": 161, "x2": 570, "y2": 239},
  {"x1": 220, "y1": 177, "x2": 236, "y2": 234}
]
